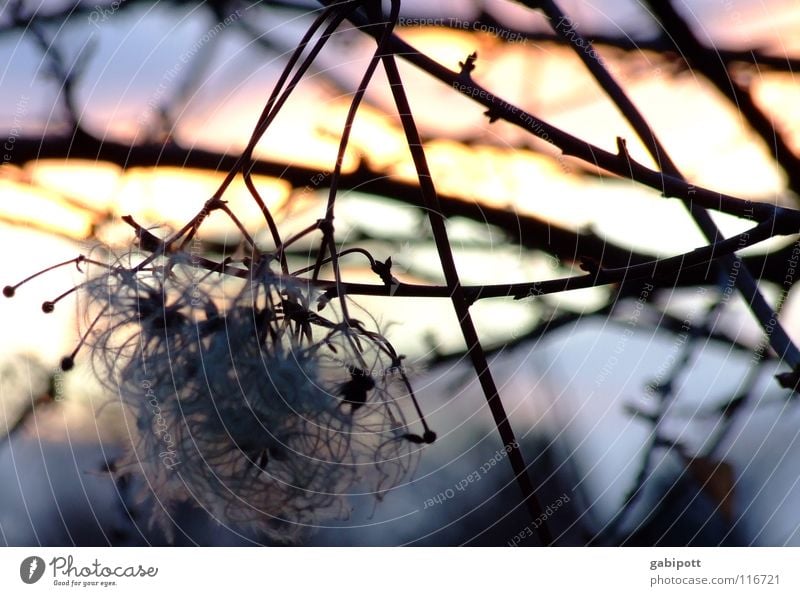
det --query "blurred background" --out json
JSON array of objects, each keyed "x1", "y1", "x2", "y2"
[{"x1": 1, "y1": 0, "x2": 800, "y2": 545}]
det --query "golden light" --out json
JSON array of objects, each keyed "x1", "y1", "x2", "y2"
[
  {"x1": 322, "y1": 102, "x2": 408, "y2": 171},
  {"x1": 0, "y1": 6, "x2": 798, "y2": 367},
  {"x1": 751, "y1": 73, "x2": 800, "y2": 155},
  {"x1": 26, "y1": 160, "x2": 123, "y2": 212},
  {"x1": 178, "y1": 86, "x2": 361, "y2": 174},
  {"x1": 113, "y1": 167, "x2": 292, "y2": 238},
  {"x1": 0, "y1": 180, "x2": 94, "y2": 239}
]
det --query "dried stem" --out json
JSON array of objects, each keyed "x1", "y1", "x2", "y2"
[{"x1": 373, "y1": 1, "x2": 552, "y2": 541}]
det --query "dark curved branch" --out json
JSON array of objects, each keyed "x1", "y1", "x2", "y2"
[
  {"x1": 396, "y1": 9, "x2": 800, "y2": 74},
  {"x1": 9, "y1": 131, "x2": 800, "y2": 288},
  {"x1": 320, "y1": 218, "x2": 782, "y2": 302},
  {"x1": 121, "y1": 213, "x2": 779, "y2": 306},
  {"x1": 315, "y1": 1, "x2": 800, "y2": 232}
]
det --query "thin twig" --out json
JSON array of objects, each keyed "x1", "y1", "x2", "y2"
[{"x1": 372, "y1": 0, "x2": 547, "y2": 542}]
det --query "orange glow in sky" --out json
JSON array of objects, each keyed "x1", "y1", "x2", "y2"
[{"x1": 2, "y1": 15, "x2": 799, "y2": 366}]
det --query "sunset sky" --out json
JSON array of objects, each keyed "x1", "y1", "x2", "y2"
[
  {"x1": 3, "y1": 0, "x2": 800, "y2": 549},
  {"x1": 1, "y1": 0, "x2": 799, "y2": 369}
]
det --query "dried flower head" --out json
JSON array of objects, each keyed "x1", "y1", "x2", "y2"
[{"x1": 76, "y1": 250, "x2": 427, "y2": 543}]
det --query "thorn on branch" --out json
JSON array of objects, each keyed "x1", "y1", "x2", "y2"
[
  {"x1": 646, "y1": 379, "x2": 674, "y2": 397},
  {"x1": 122, "y1": 215, "x2": 166, "y2": 253},
  {"x1": 483, "y1": 107, "x2": 501, "y2": 123},
  {"x1": 370, "y1": 256, "x2": 402, "y2": 296},
  {"x1": 578, "y1": 255, "x2": 602, "y2": 274},
  {"x1": 616, "y1": 136, "x2": 632, "y2": 166},
  {"x1": 458, "y1": 51, "x2": 478, "y2": 78},
  {"x1": 776, "y1": 370, "x2": 800, "y2": 393},
  {"x1": 203, "y1": 197, "x2": 227, "y2": 212},
  {"x1": 371, "y1": 256, "x2": 394, "y2": 287}
]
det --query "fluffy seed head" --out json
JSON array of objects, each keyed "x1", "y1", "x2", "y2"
[{"x1": 81, "y1": 252, "x2": 421, "y2": 542}]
